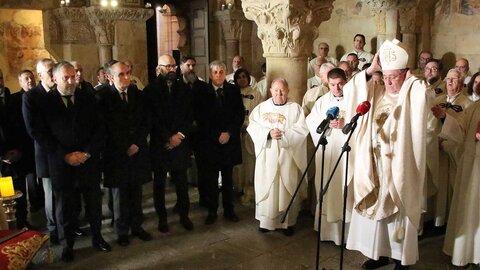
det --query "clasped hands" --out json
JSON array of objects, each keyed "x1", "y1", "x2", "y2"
[
  {"x1": 329, "y1": 118, "x2": 345, "y2": 129},
  {"x1": 431, "y1": 104, "x2": 446, "y2": 119},
  {"x1": 269, "y1": 128, "x2": 283, "y2": 140},
  {"x1": 165, "y1": 133, "x2": 185, "y2": 150},
  {"x1": 64, "y1": 151, "x2": 90, "y2": 166}
]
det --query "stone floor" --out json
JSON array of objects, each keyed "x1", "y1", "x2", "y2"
[{"x1": 27, "y1": 182, "x2": 477, "y2": 270}]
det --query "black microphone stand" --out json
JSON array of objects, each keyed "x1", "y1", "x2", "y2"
[
  {"x1": 319, "y1": 120, "x2": 358, "y2": 270},
  {"x1": 281, "y1": 127, "x2": 329, "y2": 270}
]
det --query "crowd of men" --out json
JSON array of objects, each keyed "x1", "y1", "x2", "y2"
[{"x1": 0, "y1": 33, "x2": 478, "y2": 269}]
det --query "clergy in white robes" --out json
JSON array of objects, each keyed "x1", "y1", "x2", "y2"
[
  {"x1": 307, "y1": 42, "x2": 338, "y2": 77},
  {"x1": 439, "y1": 101, "x2": 480, "y2": 267},
  {"x1": 247, "y1": 78, "x2": 308, "y2": 235},
  {"x1": 344, "y1": 40, "x2": 429, "y2": 269},
  {"x1": 231, "y1": 68, "x2": 263, "y2": 206},
  {"x1": 431, "y1": 69, "x2": 473, "y2": 227},
  {"x1": 340, "y1": 34, "x2": 374, "y2": 70},
  {"x1": 303, "y1": 63, "x2": 335, "y2": 115},
  {"x1": 305, "y1": 68, "x2": 349, "y2": 245}
]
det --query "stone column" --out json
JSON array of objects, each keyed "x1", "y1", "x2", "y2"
[
  {"x1": 399, "y1": 6, "x2": 417, "y2": 70},
  {"x1": 366, "y1": 0, "x2": 399, "y2": 50},
  {"x1": 215, "y1": 9, "x2": 249, "y2": 73},
  {"x1": 84, "y1": 7, "x2": 153, "y2": 64},
  {"x1": 242, "y1": 0, "x2": 335, "y2": 104}
]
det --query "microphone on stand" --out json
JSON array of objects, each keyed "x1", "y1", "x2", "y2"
[
  {"x1": 316, "y1": 106, "x2": 340, "y2": 134},
  {"x1": 342, "y1": 101, "x2": 371, "y2": 135}
]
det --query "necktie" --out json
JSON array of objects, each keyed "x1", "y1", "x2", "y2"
[
  {"x1": 63, "y1": 95, "x2": 73, "y2": 108},
  {"x1": 121, "y1": 91, "x2": 127, "y2": 103},
  {"x1": 216, "y1": 88, "x2": 223, "y2": 106}
]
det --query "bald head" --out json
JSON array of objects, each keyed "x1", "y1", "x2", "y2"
[{"x1": 157, "y1": 55, "x2": 177, "y2": 76}]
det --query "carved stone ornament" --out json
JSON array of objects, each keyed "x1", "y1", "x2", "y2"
[
  {"x1": 398, "y1": 6, "x2": 416, "y2": 33},
  {"x1": 363, "y1": 0, "x2": 399, "y2": 11},
  {"x1": 242, "y1": 0, "x2": 335, "y2": 57},
  {"x1": 50, "y1": 6, "x2": 153, "y2": 45},
  {"x1": 372, "y1": 8, "x2": 386, "y2": 34},
  {"x1": 215, "y1": 9, "x2": 248, "y2": 41}
]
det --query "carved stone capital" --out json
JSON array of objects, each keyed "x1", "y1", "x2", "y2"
[
  {"x1": 398, "y1": 6, "x2": 416, "y2": 33},
  {"x1": 215, "y1": 9, "x2": 248, "y2": 41},
  {"x1": 364, "y1": 0, "x2": 399, "y2": 11},
  {"x1": 84, "y1": 7, "x2": 153, "y2": 45},
  {"x1": 50, "y1": 7, "x2": 94, "y2": 43},
  {"x1": 242, "y1": 0, "x2": 335, "y2": 58},
  {"x1": 372, "y1": 8, "x2": 386, "y2": 34}
]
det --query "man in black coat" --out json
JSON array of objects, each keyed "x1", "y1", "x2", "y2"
[
  {"x1": 144, "y1": 54, "x2": 195, "y2": 233},
  {"x1": 194, "y1": 60, "x2": 244, "y2": 224},
  {"x1": 22, "y1": 58, "x2": 58, "y2": 243},
  {"x1": 38, "y1": 61, "x2": 110, "y2": 261},
  {"x1": 4, "y1": 70, "x2": 38, "y2": 228},
  {"x1": 96, "y1": 61, "x2": 152, "y2": 246}
]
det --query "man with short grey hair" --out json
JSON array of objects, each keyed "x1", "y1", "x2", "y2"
[{"x1": 194, "y1": 60, "x2": 244, "y2": 225}]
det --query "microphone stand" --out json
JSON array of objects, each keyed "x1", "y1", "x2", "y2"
[
  {"x1": 319, "y1": 120, "x2": 358, "y2": 270},
  {"x1": 281, "y1": 127, "x2": 329, "y2": 270}
]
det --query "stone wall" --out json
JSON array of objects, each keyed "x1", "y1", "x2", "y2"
[
  {"x1": 0, "y1": 9, "x2": 51, "y2": 92},
  {"x1": 315, "y1": 0, "x2": 377, "y2": 61},
  {"x1": 432, "y1": 0, "x2": 480, "y2": 73}
]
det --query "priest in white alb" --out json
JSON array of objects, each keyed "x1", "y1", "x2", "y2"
[
  {"x1": 344, "y1": 39, "x2": 429, "y2": 270},
  {"x1": 247, "y1": 78, "x2": 308, "y2": 236},
  {"x1": 305, "y1": 68, "x2": 349, "y2": 245}
]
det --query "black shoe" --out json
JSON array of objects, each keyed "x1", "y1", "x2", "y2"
[
  {"x1": 92, "y1": 238, "x2": 112, "y2": 252},
  {"x1": 50, "y1": 233, "x2": 60, "y2": 245},
  {"x1": 158, "y1": 221, "x2": 169, "y2": 233},
  {"x1": 393, "y1": 260, "x2": 409, "y2": 270},
  {"x1": 362, "y1": 257, "x2": 390, "y2": 269},
  {"x1": 117, "y1": 235, "x2": 129, "y2": 246},
  {"x1": 61, "y1": 247, "x2": 74, "y2": 262},
  {"x1": 282, "y1": 226, "x2": 295, "y2": 236},
  {"x1": 180, "y1": 217, "x2": 194, "y2": 231},
  {"x1": 223, "y1": 211, "x2": 239, "y2": 222},
  {"x1": 132, "y1": 228, "x2": 152, "y2": 241},
  {"x1": 205, "y1": 213, "x2": 218, "y2": 225},
  {"x1": 74, "y1": 227, "x2": 85, "y2": 237},
  {"x1": 258, "y1": 227, "x2": 269, "y2": 233}
]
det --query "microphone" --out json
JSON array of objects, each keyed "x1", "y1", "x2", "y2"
[
  {"x1": 316, "y1": 106, "x2": 340, "y2": 134},
  {"x1": 342, "y1": 101, "x2": 371, "y2": 134}
]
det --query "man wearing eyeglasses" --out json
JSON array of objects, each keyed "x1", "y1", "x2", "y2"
[
  {"x1": 143, "y1": 54, "x2": 195, "y2": 233},
  {"x1": 344, "y1": 39, "x2": 429, "y2": 270},
  {"x1": 424, "y1": 59, "x2": 445, "y2": 97},
  {"x1": 412, "y1": 51, "x2": 433, "y2": 78}
]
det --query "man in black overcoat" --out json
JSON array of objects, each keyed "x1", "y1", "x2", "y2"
[
  {"x1": 96, "y1": 61, "x2": 152, "y2": 246},
  {"x1": 39, "y1": 61, "x2": 109, "y2": 261},
  {"x1": 194, "y1": 60, "x2": 244, "y2": 224},
  {"x1": 144, "y1": 54, "x2": 195, "y2": 233}
]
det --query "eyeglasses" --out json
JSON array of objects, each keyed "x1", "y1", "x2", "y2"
[
  {"x1": 446, "y1": 77, "x2": 460, "y2": 81},
  {"x1": 382, "y1": 74, "x2": 402, "y2": 81},
  {"x1": 424, "y1": 67, "x2": 439, "y2": 72},
  {"x1": 159, "y1": 64, "x2": 177, "y2": 69}
]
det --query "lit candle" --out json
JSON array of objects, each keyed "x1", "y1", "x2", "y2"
[{"x1": 0, "y1": 177, "x2": 15, "y2": 197}]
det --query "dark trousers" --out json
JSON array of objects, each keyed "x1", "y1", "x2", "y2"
[
  {"x1": 112, "y1": 183, "x2": 143, "y2": 236},
  {"x1": 26, "y1": 173, "x2": 44, "y2": 211},
  {"x1": 204, "y1": 164, "x2": 234, "y2": 215},
  {"x1": 194, "y1": 155, "x2": 208, "y2": 205},
  {"x1": 76, "y1": 184, "x2": 103, "y2": 241},
  {"x1": 53, "y1": 187, "x2": 76, "y2": 249},
  {"x1": 153, "y1": 167, "x2": 190, "y2": 221},
  {"x1": 12, "y1": 173, "x2": 28, "y2": 228}
]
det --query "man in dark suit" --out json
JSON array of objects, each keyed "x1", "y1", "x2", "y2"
[
  {"x1": 38, "y1": 61, "x2": 110, "y2": 261},
  {"x1": 96, "y1": 61, "x2": 152, "y2": 247},
  {"x1": 4, "y1": 70, "x2": 38, "y2": 228},
  {"x1": 180, "y1": 56, "x2": 210, "y2": 207},
  {"x1": 194, "y1": 60, "x2": 244, "y2": 224},
  {"x1": 72, "y1": 61, "x2": 96, "y2": 94},
  {"x1": 22, "y1": 58, "x2": 58, "y2": 243},
  {"x1": 144, "y1": 54, "x2": 195, "y2": 233}
]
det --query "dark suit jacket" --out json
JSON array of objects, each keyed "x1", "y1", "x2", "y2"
[
  {"x1": 194, "y1": 80, "x2": 244, "y2": 167},
  {"x1": 144, "y1": 76, "x2": 194, "y2": 170},
  {"x1": 5, "y1": 90, "x2": 35, "y2": 174},
  {"x1": 96, "y1": 84, "x2": 151, "y2": 188},
  {"x1": 78, "y1": 80, "x2": 95, "y2": 94},
  {"x1": 37, "y1": 88, "x2": 104, "y2": 191},
  {"x1": 22, "y1": 83, "x2": 51, "y2": 178}
]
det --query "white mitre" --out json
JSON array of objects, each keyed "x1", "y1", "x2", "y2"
[{"x1": 379, "y1": 39, "x2": 408, "y2": 71}]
